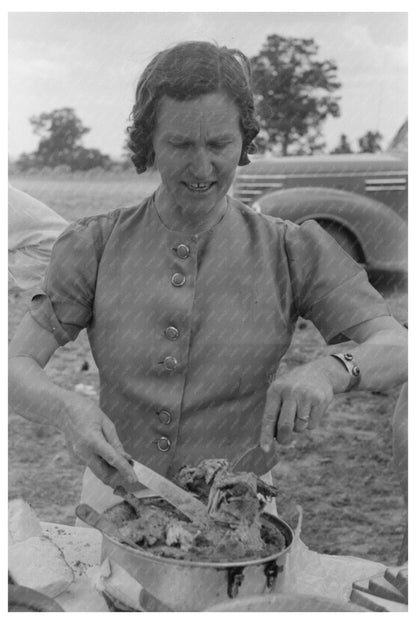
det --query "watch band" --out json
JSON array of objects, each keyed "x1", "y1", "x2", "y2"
[{"x1": 330, "y1": 352, "x2": 361, "y2": 391}]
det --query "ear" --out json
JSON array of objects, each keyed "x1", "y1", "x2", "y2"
[{"x1": 238, "y1": 149, "x2": 251, "y2": 166}]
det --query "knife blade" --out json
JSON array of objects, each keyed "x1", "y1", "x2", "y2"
[
  {"x1": 129, "y1": 459, "x2": 208, "y2": 524},
  {"x1": 232, "y1": 443, "x2": 278, "y2": 474}
]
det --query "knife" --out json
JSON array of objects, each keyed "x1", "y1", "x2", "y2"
[
  {"x1": 232, "y1": 442, "x2": 278, "y2": 474},
  {"x1": 129, "y1": 459, "x2": 209, "y2": 524}
]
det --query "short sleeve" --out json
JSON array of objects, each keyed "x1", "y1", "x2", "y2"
[
  {"x1": 29, "y1": 215, "x2": 113, "y2": 345},
  {"x1": 284, "y1": 219, "x2": 390, "y2": 342}
]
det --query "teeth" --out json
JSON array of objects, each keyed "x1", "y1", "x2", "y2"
[{"x1": 186, "y1": 182, "x2": 212, "y2": 191}]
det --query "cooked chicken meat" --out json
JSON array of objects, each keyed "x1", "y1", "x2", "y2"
[
  {"x1": 104, "y1": 459, "x2": 283, "y2": 562},
  {"x1": 165, "y1": 522, "x2": 194, "y2": 551},
  {"x1": 175, "y1": 459, "x2": 278, "y2": 554}
]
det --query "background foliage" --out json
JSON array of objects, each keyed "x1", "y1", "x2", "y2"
[
  {"x1": 10, "y1": 33, "x2": 386, "y2": 173},
  {"x1": 251, "y1": 34, "x2": 341, "y2": 155}
]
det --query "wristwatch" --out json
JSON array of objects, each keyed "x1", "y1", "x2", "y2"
[{"x1": 330, "y1": 352, "x2": 361, "y2": 391}]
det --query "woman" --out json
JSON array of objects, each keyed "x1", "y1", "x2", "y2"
[{"x1": 9, "y1": 41, "x2": 407, "y2": 513}]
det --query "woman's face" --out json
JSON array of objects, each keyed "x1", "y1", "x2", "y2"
[{"x1": 152, "y1": 91, "x2": 243, "y2": 215}]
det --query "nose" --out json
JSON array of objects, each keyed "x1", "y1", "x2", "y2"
[{"x1": 188, "y1": 147, "x2": 214, "y2": 179}]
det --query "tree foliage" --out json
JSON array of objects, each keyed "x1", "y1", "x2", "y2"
[
  {"x1": 17, "y1": 108, "x2": 112, "y2": 171},
  {"x1": 358, "y1": 130, "x2": 383, "y2": 153},
  {"x1": 251, "y1": 34, "x2": 341, "y2": 156},
  {"x1": 331, "y1": 134, "x2": 353, "y2": 154}
]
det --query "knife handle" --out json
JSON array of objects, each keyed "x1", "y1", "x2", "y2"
[{"x1": 75, "y1": 504, "x2": 137, "y2": 549}]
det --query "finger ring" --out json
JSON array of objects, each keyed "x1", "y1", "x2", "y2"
[{"x1": 297, "y1": 415, "x2": 309, "y2": 422}]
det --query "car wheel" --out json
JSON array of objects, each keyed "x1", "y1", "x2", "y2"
[{"x1": 316, "y1": 220, "x2": 364, "y2": 263}]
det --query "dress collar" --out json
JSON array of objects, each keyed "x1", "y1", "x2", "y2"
[{"x1": 151, "y1": 193, "x2": 229, "y2": 236}]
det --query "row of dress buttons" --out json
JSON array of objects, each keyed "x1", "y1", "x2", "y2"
[
  {"x1": 156, "y1": 244, "x2": 190, "y2": 450},
  {"x1": 171, "y1": 243, "x2": 190, "y2": 287},
  {"x1": 163, "y1": 324, "x2": 179, "y2": 369},
  {"x1": 156, "y1": 407, "x2": 171, "y2": 451}
]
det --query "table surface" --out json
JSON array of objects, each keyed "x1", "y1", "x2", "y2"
[{"x1": 41, "y1": 521, "x2": 387, "y2": 612}]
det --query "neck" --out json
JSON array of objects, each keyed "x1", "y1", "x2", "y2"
[{"x1": 154, "y1": 186, "x2": 228, "y2": 234}]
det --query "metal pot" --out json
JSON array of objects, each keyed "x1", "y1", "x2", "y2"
[{"x1": 99, "y1": 498, "x2": 294, "y2": 611}]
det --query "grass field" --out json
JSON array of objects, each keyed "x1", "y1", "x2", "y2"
[
  {"x1": 8, "y1": 174, "x2": 407, "y2": 566},
  {"x1": 9, "y1": 171, "x2": 161, "y2": 221}
]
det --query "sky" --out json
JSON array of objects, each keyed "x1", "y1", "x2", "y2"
[{"x1": 8, "y1": 11, "x2": 408, "y2": 159}]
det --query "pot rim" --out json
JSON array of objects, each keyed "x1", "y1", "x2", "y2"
[{"x1": 102, "y1": 502, "x2": 294, "y2": 569}]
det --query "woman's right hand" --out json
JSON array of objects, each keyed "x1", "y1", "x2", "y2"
[
  {"x1": 59, "y1": 393, "x2": 138, "y2": 489},
  {"x1": 9, "y1": 314, "x2": 137, "y2": 489}
]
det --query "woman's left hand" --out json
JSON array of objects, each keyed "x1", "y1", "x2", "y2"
[{"x1": 260, "y1": 363, "x2": 334, "y2": 449}]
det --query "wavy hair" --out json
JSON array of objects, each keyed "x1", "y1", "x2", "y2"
[{"x1": 127, "y1": 41, "x2": 260, "y2": 173}]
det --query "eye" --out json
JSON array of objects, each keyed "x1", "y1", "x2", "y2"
[
  {"x1": 208, "y1": 141, "x2": 229, "y2": 150},
  {"x1": 170, "y1": 141, "x2": 191, "y2": 149}
]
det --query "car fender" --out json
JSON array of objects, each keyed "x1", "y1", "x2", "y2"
[{"x1": 254, "y1": 186, "x2": 407, "y2": 272}]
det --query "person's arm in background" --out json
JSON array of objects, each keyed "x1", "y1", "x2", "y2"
[
  {"x1": 392, "y1": 382, "x2": 408, "y2": 564},
  {"x1": 8, "y1": 185, "x2": 68, "y2": 292}
]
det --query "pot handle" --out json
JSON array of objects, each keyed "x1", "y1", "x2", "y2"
[
  {"x1": 98, "y1": 558, "x2": 173, "y2": 612},
  {"x1": 264, "y1": 559, "x2": 283, "y2": 589},
  {"x1": 227, "y1": 566, "x2": 245, "y2": 598}
]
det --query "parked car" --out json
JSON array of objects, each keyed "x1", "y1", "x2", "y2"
[{"x1": 232, "y1": 122, "x2": 408, "y2": 276}]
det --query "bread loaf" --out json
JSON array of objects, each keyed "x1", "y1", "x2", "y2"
[
  {"x1": 8, "y1": 499, "x2": 42, "y2": 544},
  {"x1": 8, "y1": 535, "x2": 74, "y2": 598}
]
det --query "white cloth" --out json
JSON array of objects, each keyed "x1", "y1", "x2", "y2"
[{"x1": 8, "y1": 185, "x2": 67, "y2": 292}]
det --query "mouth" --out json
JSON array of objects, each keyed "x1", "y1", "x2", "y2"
[{"x1": 182, "y1": 181, "x2": 216, "y2": 194}]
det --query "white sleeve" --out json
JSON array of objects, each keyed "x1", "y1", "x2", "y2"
[{"x1": 8, "y1": 185, "x2": 68, "y2": 292}]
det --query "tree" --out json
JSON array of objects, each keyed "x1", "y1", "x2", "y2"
[
  {"x1": 17, "y1": 108, "x2": 112, "y2": 171},
  {"x1": 29, "y1": 107, "x2": 88, "y2": 168},
  {"x1": 70, "y1": 146, "x2": 112, "y2": 171},
  {"x1": 251, "y1": 34, "x2": 341, "y2": 155},
  {"x1": 331, "y1": 134, "x2": 353, "y2": 154},
  {"x1": 358, "y1": 131, "x2": 383, "y2": 153},
  {"x1": 253, "y1": 129, "x2": 271, "y2": 155},
  {"x1": 292, "y1": 127, "x2": 326, "y2": 155}
]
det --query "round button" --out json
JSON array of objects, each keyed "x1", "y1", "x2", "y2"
[
  {"x1": 352, "y1": 365, "x2": 361, "y2": 377},
  {"x1": 344, "y1": 353, "x2": 353, "y2": 361},
  {"x1": 158, "y1": 409, "x2": 172, "y2": 425},
  {"x1": 176, "y1": 244, "x2": 190, "y2": 259},
  {"x1": 157, "y1": 437, "x2": 171, "y2": 452},
  {"x1": 171, "y1": 273, "x2": 186, "y2": 287},
  {"x1": 163, "y1": 356, "x2": 178, "y2": 371},
  {"x1": 165, "y1": 326, "x2": 179, "y2": 341}
]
